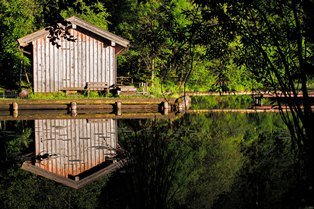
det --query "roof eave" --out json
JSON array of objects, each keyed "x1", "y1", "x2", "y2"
[
  {"x1": 18, "y1": 28, "x2": 48, "y2": 47},
  {"x1": 66, "y1": 16, "x2": 130, "y2": 48},
  {"x1": 18, "y1": 16, "x2": 130, "y2": 48}
]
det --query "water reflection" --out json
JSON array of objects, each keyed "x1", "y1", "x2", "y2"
[
  {"x1": 0, "y1": 113, "x2": 312, "y2": 209},
  {"x1": 22, "y1": 119, "x2": 123, "y2": 189}
]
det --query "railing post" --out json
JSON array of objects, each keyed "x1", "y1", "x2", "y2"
[
  {"x1": 163, "y1": 101, "x2": 169, "y2": 115},
  {"x1": 115, "y1": 101, "x2": 122, "y2": 116},
  {"x1": 71, "y1": 102, "x2": 77, "y2": 117},
  {"x1": 12, "y1": 102, "x2": 18, "y2": 118}
]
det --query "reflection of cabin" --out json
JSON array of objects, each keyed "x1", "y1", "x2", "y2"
[
  {"x1": 22, "y1": 119, "x2": 123, "y2": 189},
  {"x1": 18, "y1": 16, "x2": 130, "y2": 93}
]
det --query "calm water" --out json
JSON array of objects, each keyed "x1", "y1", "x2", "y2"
[{"x1": 0, "y1": 113, "x2": 310, "y2": 209}]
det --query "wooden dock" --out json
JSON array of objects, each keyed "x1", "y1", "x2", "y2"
[{"x1": 0, "y1": 98, "x2": 184, "y2": 120}]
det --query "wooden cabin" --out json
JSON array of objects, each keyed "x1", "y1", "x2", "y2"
[
  {"x1": 22, "y1": 119, "x2": 124, "y2": 189},
  {"x1": 18, "y1": 16, "x2": 130, "y2": 93}
]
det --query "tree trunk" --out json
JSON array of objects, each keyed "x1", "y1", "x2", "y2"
[{"x1": 151, "y1": 58, "x2": 155, "y2": 87}]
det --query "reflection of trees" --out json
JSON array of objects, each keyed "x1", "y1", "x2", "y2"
[
  {"x1": 0, "y1": 167, "x2": 109, "y2": 209},
  {"x1": 0, "y1": 121, "x2": 33, "y2": 162},
  {"x1": 100, "y1": 115, "x2": 246, "y2": 209},
  {"x1": 214, "y1": 131, "x2": 299, "y2": 209},
  {"x1": 212, "y1": 113, "x2": 307, "y2": 209}
]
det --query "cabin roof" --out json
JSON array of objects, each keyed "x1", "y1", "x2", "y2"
[
  {"x1": 22, "y1": 160, "x2": 126, "y2": 189},
  {"x1": 18, "y1": 16, "x2": 130, "y2": 48}
]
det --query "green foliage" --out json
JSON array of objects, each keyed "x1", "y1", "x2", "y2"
[
  {"x1": 27, "y1": 91, "x2": 116, "y2": 99},
  {"x1": 28, "y1": 92, "x2": 68, "y2": 99},
  {"x1": 0, "y1": 0, "x2": 40, "y2": 88},
  {"x1": 191, "y1": 95, "x2": 254, "y2": 109},
  {"x1": 60, "y1": 0, "x2": 109, "y2": 30},
  {"x1": 214, "y1": 115, "x2": 298, "y2": 209},
  {"x1": 0, "y1": 168, "x2": 109, "y2": 209},
  {"x1": 193, "y1": 0, "x2": 314, "y2": 151},
  {"x1": 0, "y1": 121, "x2": 33, "y2": 160}
]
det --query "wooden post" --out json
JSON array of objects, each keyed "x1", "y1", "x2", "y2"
[
  {"x1": 12, "y1": 102, "x2": 18, "y2": 118},
  {"x1": 13, "y1": 102, "x2": 18, "y2": 111},
  {"x1": 163, "y1": 101, "x2": 169, "y2": 115},
  {"x1": 115, "y1": 101, "x2": 122, "y2": 116},
  {"x1": 71, "y1": 102, "x2": 77, "y2": 116}
]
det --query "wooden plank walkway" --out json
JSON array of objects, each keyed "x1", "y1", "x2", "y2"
[
  {"x1": 0, "y1": 97, "x2": 188, "y2": 118},
  {"x1": 0, "y1": 98, "x2": 176, "y2": 106}
]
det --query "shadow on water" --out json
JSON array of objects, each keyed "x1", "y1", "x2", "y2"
[{"x1": 0, "y1": 113, "x2": 313, "y2": 209}]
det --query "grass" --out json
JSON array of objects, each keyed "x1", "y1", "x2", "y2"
[
  {"x1": 6, "y1": 90, "x2": 161, "y2": 100},
  {"x1": 26, "y1": 91, "x2": 114, "y2": 99},
  {"x1": 191, "y1": 95, "x2": 256, "y2": 109}
]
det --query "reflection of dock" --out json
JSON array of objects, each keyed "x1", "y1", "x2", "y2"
[
  {"x1": 0, "y1": 110, "x2": 182, "y2": 120},
  {"x1": 22, "y1": 119, "x2": 125, "y2": 189}
]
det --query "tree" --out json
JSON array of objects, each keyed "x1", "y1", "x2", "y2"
[
  {"x1": 193, "y1": 0, "x2": 314, "y2": 203},
  {"x1": 0, "y1": 0, "x2": 41, "y2": 88},
  {"x1": 109, "y1": 0, "x2": 210, "y2": 91}
]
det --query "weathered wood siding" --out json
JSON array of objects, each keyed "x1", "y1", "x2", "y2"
[
  {"x1": 34, "y1": 119, "x2": 117, "y2": 177},
  {"x1": 32, "y1": 28, "x2": 116, "y2": 92}
]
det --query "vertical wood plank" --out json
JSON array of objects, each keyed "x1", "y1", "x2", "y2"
[
  {"x1": 65, "y1": 38, "x2": 69, "y2": 88},
  {"x1": 48, "y1": 36, "x2": 52, "y2": 92},
  {"x1": 110, "y1": 46, "x2": 115, "y2": 85},
  {"x1": 84, "y1": 119, "x2": 88, "y2": 172},
  {"x1": 94, "y1": 38, "x2": 97, "y2": 82},
  {"x1": 70, "y1": 30, "x2": 75, "y2": 87},
  {"x1": 94, "y1": 39, "x2": 97, "y2": 82},
  {"x1": 86, "y1": 35, "x2": 90, "y2": 82},
  {"x1": 53, "y1": 38, "x2": 58, "y2": 91},
  {"x1": 87, "y1": 118, "x2": 91, "y2": 171},
  {"x1": 114, "y1": 49, "x2": 117, "y2": 83},
  {"x1": 41, "y1": 38, "x2": 46, "y2": 92},
  {"x1": 77, "y1": 31, "x2": 82, "y2": 86},
  {"x1": 61, "y1": 39, "x2": 64, "y2": 89},
  {"x1": 62, "y1": 38, "x2": 66, "y2": 89},
  {"x1": 37, "y1": 39, "x2": 42, "y2": 92},
  {"x1": 105, "y1": 46, "x2": 109, "y2": 85},
  {"x1": 90, "y1": 120, "x2": 94, "y2": 167},
  {"x1": 73, "y1": 30, "x2": 78, "y2": 87},
  {"x1": 76, "y1": 120, "x2": 80, "y2": 175},
  {"x1": 32, "y1": 41, "x2": 38, "y2": 92},
  {"x1": 98, "y1": 40, "x2": 102, "y2": 82},
  {"x1": 57, "y1": 39, "x2": 61, "y2": 91},
  {"x1": 101, "y1": 42, "x2": 106, "y2": 83},
  {"x1": 35, "y1": 120, "x2": 40, "y2": 155},
  {"x1": 90, "y1": 37, "x2": 94, "y2": 82},
  {"x1": 82, "y1": 33, "x2": 86, "y2": 86}
]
